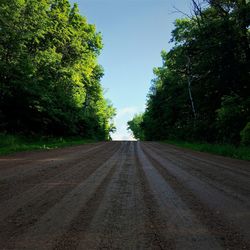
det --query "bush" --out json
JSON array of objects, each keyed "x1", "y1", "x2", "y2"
[
  {"x1": 240, "y1": 122, "x2": 250, "y2": 146},
  {"x1": 216, "y1": 94, "x2": 246, "y2": 144}
]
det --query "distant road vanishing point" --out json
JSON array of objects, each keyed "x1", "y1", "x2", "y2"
[{"x1": 0, "y1": 141, "x2": 250, "y2": 249}]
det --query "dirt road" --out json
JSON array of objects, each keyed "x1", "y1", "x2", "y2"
[{"x1": 0, "y1": 141, "x2": 249, "y2": 249}]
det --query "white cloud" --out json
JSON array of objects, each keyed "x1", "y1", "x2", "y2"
[
  {"x1": 116, "y1": 107, "x2": 138, "y2": 118},
  {"x1": 111, "y1": 106, "x2": 143, "y2": 141}
]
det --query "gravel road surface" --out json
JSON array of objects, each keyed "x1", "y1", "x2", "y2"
[{"x1": 0, "y1": 141, "x2": 249, "y2": 249}]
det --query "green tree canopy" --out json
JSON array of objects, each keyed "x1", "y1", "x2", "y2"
[
  {"x1": 0, "y1": 0, "x2": 115, "y2": 140},
  {"x1": 127, "y1": 113, "x2": 144, "y2": 140},
  {"x1": 133, "y1": 0, "x2": 250, "y2": 144}
]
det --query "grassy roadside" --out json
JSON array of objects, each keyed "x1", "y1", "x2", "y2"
[
  {"x1": 0, "y1": 134, "x2": 97, "y2": 155},
  {"x1": 163, "y1": 140, "x2": 250, "y2": 161}
]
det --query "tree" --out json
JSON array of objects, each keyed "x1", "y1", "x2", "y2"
[
  {"x1": 127, "y1": 114, "x2": 144, "y2": 140},
  {"x1": 0, "y1": 0, "x2": 116, "y2": 140},
  {"x1": 140, "y1": 0, "x2": 250, "y2": 144}
]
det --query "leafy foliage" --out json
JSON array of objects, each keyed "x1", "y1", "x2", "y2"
[
  {"x1": 0, "y1": 0, "x2": 115, "y2": 140},
  {"x1": 0, "y1": 133, "x2": 96, "y2": 155},
  {"x1": 127, "y1": 113, "x2": 144, "y2": 140},
  {"x1": 164, "y1": 140, "x2": 250, "y2": 161},
  {"x1": 240, "y1": 122, "x2": 250, "y2": 146},
  {"x1": 128, "y1": 0, "x2": 250, "y2": 145}
]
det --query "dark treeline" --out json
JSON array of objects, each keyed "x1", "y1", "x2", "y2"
[
  {"x1": 0, "y1": 0, "x2": 115, "y2": 140},
  {"x1": 128, "y1": 0, "x2": 250, "y2": 145}
]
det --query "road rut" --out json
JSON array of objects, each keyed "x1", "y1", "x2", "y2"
[{"x1": 0, "y1": 141, "x2": 249, "y2": 249}]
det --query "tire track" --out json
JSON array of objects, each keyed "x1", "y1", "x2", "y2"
[
  {"x1": 0, "y1": 141, "x2": 249, "y2": 249},
  {"x1": 146, "y1": 144, "x2": 250, "y2": 199},
  {"x1": 0, "y1": 143, "x2": 119, "y2": 222},
  {"x1": 135, "y1": 142, "x2": 176, "y2": 250},
  {"x1": 137, "y1": 142, "x2": 222, "y2": 250},
  {"x1": 10, "y1": 143, "x2": 125, "y2": 250},
  {"x1": 142, "y1": 143, "x2": 250, "y2": 250},
  {"x1": 144, "y1": 142, "x2": 250, "y2": 207},
  {"x1": 0, "y1": 142, "x2": 108, "y2": 203},
  {"x1": 75, "y1": 142, "x2": 143, "y2": 249},
  {"x1": 142, "y1": 142, "x2": 250, "y2": 248},
  {"x1": 145, "y1": 143, "x2": 250, "y2": 203},
  {"x1": 0, "y1": 142, "x2": 106, "y2": 175},
  {"x1": 0, "y1": 143, "x2": 121, "y2": 249},
  {"x1": 52, "y1": 141, "x2": 131, "y2": 249},
  {"x1": 52, "y1": 159, "x2": 117, "y2": 250},
  {"x1": 148, "y1": 142, "x2": 250, "y2": 177}
]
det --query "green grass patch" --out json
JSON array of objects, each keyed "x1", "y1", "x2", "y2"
[
  {"x1": 0, "y1": 134, "x2": 97, "y2": 155},
  {"x1": 163, "y1": 140, "x2": 250, "y2": 161}
]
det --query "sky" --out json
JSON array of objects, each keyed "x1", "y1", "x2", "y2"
[{"x1": 70, "y1": 0, "x2": 191, "y2": 140}]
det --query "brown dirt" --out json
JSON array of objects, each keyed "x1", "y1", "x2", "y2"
[{"x1": 0, "y1": 141, "x2": 249, "y2": 249}]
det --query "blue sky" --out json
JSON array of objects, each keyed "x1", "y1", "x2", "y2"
[{"x1": 70, "y1": 0, "x2": 191, "y2": 140}]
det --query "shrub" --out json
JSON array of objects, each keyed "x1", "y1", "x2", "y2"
[{"x1": 240, "y1": 122, "x2": 250, "y2": 146}]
